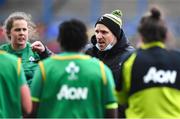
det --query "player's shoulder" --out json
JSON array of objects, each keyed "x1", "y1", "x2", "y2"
[
  {"x1": 0, "y1": 43, "x2": 10, "y2": 51},
  {"x1": 0, "y1": 50, "x2": 19, "y2": 62}
]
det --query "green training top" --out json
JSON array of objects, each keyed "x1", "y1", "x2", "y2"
[
  {"x1": 117, "y1": 42, "x2": 180, "y2": 118},
  {"x1": 0, "y1": 42, "x2": 41, "y2": 86},
  {"x1": 0, "y1": 50, "x2": 26, "y2": 118},
  {"x1": 31, "y1": 52, "x2": 118, "y2": 118}
]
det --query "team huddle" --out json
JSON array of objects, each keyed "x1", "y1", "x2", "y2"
[{"x1": 1, "y1": 5, "x2": 180, "y2": 118}]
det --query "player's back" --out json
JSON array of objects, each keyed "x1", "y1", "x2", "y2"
[
  {"x1": 0, "y1": 50, "x2": 23, "y2": 117},
  {"x1": 35, "y1": 53, "x2": 116, "y2": 118},
  {"x1": 125, "y1": 47, "x2": 180, "y2": 118}
]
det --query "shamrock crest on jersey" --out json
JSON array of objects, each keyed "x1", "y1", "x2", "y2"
[
  {"x1": 66, "y1": 61, "x2": 80, "y2": 80},
  {"x1": 29, "y1": 56, "x2": 35, "y2": 62}
]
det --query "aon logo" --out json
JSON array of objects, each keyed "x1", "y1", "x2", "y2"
[
  {"x1": 143, "y1": 67, "x2": 177, "y2": 84},
  {"x1": 57, "y1": 85, "x2": 88, "y2": 100}
]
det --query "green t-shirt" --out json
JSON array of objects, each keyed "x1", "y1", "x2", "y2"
[
  {"x1": 0, "y1": 50, "x2": 26, "y2": 118},
  {"x1": 0, "y1": 42, "x2": 41, "y2": 86},
  {"x1": 31, "y1": 52, "x2": 117, "y2": 118}
]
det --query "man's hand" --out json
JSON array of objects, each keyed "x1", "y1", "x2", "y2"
[{"x1": 31, "y1": 41, "x2": 45, "y2": 54}]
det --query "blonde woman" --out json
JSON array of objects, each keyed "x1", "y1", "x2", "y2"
[{"x1": 0, "y1": 12, "x2": 53, "y2": 86}]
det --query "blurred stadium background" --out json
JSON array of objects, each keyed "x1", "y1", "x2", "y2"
[{"x1": 0, "y1": 0, "x2": 180, "y2": 53}]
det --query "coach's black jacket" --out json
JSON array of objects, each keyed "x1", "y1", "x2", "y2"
[
  {"x1": 85, "y1": 29, "x2": 135, "y2": 85},
  {"x1": 85, "y1": 29, "x2": 135, "y2": 118}
]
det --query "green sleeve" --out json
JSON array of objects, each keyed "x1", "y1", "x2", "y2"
[
  {"x1": 103, "y1": 64, "x2": 118, "y2": 109},
  {"x1": 31, "y1": 66, "x2": 43, "y2": 102},
  {"x1": 19, "y1": 66, "x2": 27, "y2": 86}
]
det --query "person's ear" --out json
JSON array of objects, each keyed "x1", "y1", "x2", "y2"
[{"x1": 91, "y1": 35, "x2": 97, "y2": 45}]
